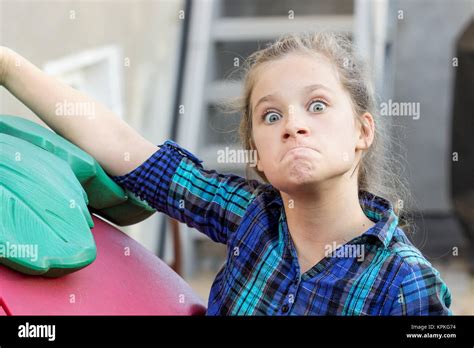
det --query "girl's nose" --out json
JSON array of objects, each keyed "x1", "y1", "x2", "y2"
[{"x1": 283, "y1": 114, "x2": 310, "y2": 140}]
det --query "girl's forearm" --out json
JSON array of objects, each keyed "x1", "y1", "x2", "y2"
[{"x1": 1, "y1": 48, "x2": 157, "y2": 176}]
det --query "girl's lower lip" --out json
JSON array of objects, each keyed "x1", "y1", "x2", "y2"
[{"x1": 283, "y1": 147, "x2": 315, "y2": 159}]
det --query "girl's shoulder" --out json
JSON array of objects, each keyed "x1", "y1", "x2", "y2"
[{"x1": 388, "y1": 226, "x2": 436, "y2": 269}]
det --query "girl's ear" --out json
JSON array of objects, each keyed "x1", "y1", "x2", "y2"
[
  {"x1": 356, "y1": 112, "x2": 375, "y2": 151},
  {"x1": 250, "y1": 137, "x2": 264, "y2": 173}
]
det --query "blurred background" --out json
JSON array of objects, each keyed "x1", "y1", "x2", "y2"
[{"x1": 0, "y1": 0, "x2": 473, "y2": 314}]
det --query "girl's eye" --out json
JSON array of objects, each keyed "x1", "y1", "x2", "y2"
[
  {"x1": 308, "y1": 100, "x2": 327, "y2": 113},
  {"x1": 262, "y1": 111, "x2": 282, "y2": 124}
]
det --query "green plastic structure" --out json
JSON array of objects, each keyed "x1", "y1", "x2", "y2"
[
  {"x1": 1, "y1": 133, "x2": 96, "y2": 276},
  {"x1": 0, "y1": 115, "x2": 156, "y2": 276},
  {"x1": 0, "y1": 115, "x2": 156, "y2": 225}
]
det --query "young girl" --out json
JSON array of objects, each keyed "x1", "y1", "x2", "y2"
[{"x1": 0, "y1": 32, "x2": 451, "y2": 315}]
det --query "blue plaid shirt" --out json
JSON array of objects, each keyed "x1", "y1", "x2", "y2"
[{"x1": 111, "y1": 140, "x2": 452, "y2": 316}]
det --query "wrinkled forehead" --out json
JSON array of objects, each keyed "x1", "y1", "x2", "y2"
[
  {"x1": 249, "y1": 52, "x2": 341, "y2": 107},
  {"x1": 249, "y1": 53, "x2": 342, "y2": 114}
]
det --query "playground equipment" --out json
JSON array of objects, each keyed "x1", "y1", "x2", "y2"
[{"x1": 0, "y1": 115, "x2": 206, "y2": 315}]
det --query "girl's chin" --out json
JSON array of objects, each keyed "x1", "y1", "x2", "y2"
[
  {"x1": 286, "y1": 164, "x2": 317, "y2": 182},
  {"x1": 271, "y1": 175, "x2": 321, "y2": 194}
]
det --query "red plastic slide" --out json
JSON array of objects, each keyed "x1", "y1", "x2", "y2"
[{"x1": 0, "y1": 216, "x2": 207, "y2": 315}]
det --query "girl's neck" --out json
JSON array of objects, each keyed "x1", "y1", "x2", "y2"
[{"x1": 279, "y1": 176, "x2": 375, "y2": 271}]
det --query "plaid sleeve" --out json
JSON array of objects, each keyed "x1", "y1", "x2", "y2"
[
  {"x1": 390, "y1": 263, "x2": 452, "y2": 315},
  {"x1": 110, "y1": 140, "x2": 262, "y2": 244}
]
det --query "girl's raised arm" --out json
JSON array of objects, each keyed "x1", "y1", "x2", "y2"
[{"x1": 0, "y1": 46, "x2": 158, "y2": 176}]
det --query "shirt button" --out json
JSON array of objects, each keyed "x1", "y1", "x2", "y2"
[{"x1": 282, "y1": 304, "x2": 289, "y2": 313}]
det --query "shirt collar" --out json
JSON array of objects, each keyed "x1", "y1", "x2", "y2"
[
  {"x1": 357, "y1": 190, "x2": 399, "y2": 248},
  {"x1": 263, "y1": 186, "x2": 399, "y2": 249}
]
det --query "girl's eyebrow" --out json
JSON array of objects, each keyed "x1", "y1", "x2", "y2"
[
  {"x1": 253, "y1": 94, "x2": 280, "y2": 113},
  {"x1": 253, "y1": 84, "x2": 333, "y2": 113},
  {"x1": 304, "y1": 83, "x2": 334, "y2": 94}
]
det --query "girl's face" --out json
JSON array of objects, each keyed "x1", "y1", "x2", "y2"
[{"x1": 250, "y1": 53, "x2": 373, "y2": 194}]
